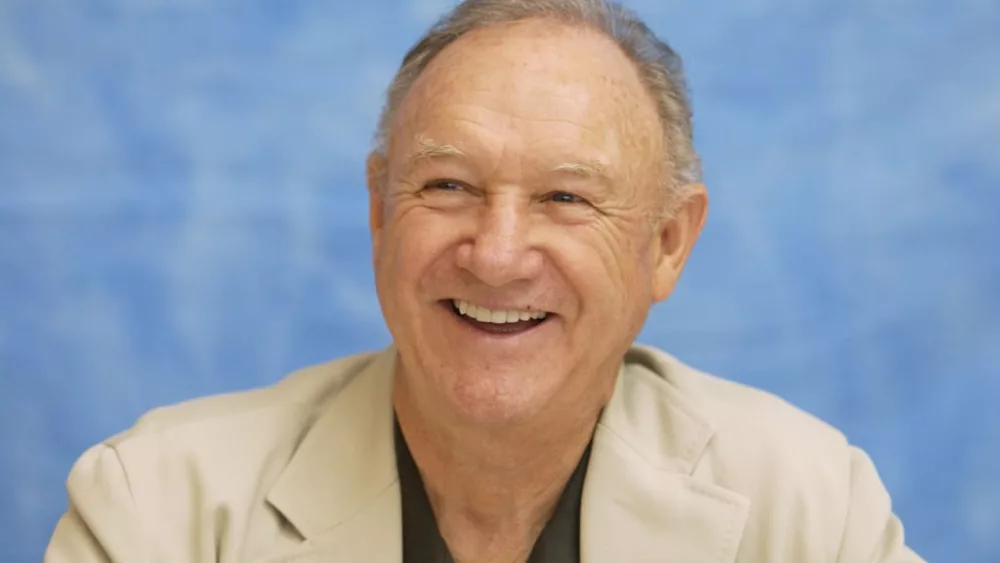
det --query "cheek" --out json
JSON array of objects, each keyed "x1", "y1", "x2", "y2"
[
  {"x1": 590, "y1": 223, "x2": 646, "y2": 282},
  {"x1": 379, "y1": 207, "x2": 458, "y2": 295},
  {"x1": 552, "y1": 224, "x2": 654, "y2": 319},
  {"x1": 548, "y1": 228, "x2": 624, "y2": 303},
  {"x1": 607, "y1": 223, "x2": 656, "y2": 288}
]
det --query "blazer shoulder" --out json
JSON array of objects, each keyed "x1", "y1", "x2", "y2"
[
  {"x1": 626, "y1": 344, "x2": 858, "y2": 502},
  {"x1": 104, "y1": 350, "x2": 379, "y2": 447},
  {"x1": 627, "y1": 343, "x2": 848, "y2": 454}
]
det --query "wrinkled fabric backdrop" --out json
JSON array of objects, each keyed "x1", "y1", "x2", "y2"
[{"x1": 1, "y1": 0, "x2": 998, "y2": 561}]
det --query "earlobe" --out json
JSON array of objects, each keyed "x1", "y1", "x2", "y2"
[{"x1": 652, "y1": 184, "x2": 709, "y2": 302}]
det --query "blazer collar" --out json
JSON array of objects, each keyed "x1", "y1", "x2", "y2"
[
  {"x1": 263, "y1": 345, "x2": 749, "y2": 562},
  {"x1": 581, "y1": 346, "x2": 749, "y2": 562},
  {"x1": 264, "y1": 347, "x2": 402, "y2": 561}
]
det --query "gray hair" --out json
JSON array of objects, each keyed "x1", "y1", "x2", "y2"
[{"x1": 373, "y1": 0, "x2": 701, "y2": 209}]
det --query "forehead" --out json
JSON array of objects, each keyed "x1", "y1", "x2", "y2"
[{"x1": 388, "y1": 19, "x2": 662, "y2": 174}]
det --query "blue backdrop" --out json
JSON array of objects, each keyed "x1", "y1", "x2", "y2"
[{"x1": 2, "y1": 0, "x2": 998, "y2": 561}]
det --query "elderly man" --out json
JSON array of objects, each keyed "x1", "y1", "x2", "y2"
[{"x1": 46, "y1": 0, "x2": 924, "y2": 562}]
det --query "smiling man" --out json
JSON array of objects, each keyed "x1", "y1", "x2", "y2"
[{"x1": 46, "y1": 1, "x2": 924, "y2": 562}]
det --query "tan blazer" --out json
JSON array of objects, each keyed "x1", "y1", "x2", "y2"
[{"x1": 45, "y1": 345, "x2": 925, "y2": 563}]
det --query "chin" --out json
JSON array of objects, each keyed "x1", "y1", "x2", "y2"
[{"x1": 443, "y1": 368, "x2": 558, "y2": 427}]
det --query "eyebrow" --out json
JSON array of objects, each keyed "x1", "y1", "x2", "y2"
[
  {"x1": 401, "y1": 136, "x2": 467, "y2": 168},
  {"x1": 551, "y1": 160, "x2": 614, "y2": 187},
  {"x1": 393, "y1": 136, "x2": 465, "y2": 181},
  {"x1": 401, "y1": 135, "x2": 614, "y2": 187}
]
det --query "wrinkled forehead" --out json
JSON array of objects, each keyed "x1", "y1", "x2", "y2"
[{"x1": 386, "y1": 20, "x2": 663, "y2": 178}]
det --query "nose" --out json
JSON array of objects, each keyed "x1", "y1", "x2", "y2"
[{"x1": 455, "y1": 195, "x2": 543, "y2": 287}]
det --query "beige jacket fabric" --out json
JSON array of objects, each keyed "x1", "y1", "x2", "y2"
[{"x1": 45, "y1": 345, "x2": 925, "y2": 563}]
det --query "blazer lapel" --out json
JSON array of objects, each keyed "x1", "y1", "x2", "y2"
[
  {"x1": 263, "y1": 347, "x2": 402, "y2": 563},
  {"x1": 581, "y1": 349, "x2": 750, "y2": 563}
]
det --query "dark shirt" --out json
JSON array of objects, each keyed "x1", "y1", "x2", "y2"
[{"x1": 394, "y1": 416, "x2": 592, "y2": 563}]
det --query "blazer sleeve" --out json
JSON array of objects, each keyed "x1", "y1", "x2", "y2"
[
  {"x1": 44, "y1": 443, "x2": 145, "y2": 563},
  {"x1": 836, "y1": 446, "x2": 925, "y2": 563}
]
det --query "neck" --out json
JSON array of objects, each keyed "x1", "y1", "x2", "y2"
[{"x1": 392, "y1": 375, "x2": 609, "y2": 559}]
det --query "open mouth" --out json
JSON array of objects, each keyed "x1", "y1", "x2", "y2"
[{"x1": 445, "y1": 299, "x2": 550, "y2": 335}]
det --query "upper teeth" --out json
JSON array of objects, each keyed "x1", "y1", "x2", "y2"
[{"x1": 453, "y1": 299, "x2": 547, "y2": 324}]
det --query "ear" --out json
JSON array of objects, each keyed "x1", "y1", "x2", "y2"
[
  {"x1": 367, "y1": 152, "x2": 388, "y2": 245},
  {"x1": 652, "y1": 184, "x2": 709, "y2": 302}
]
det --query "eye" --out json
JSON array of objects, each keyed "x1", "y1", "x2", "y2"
[
  {"x1": 424, "y1": 179, "x2": 465, "y2": 192},
  {"x1": 546, "y1": 191, "x2": 587, "y2": 204}
]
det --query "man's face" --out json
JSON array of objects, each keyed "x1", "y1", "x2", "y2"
[{"x1": 369, "y1": 19, "x2": 706, "y2": 425}]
